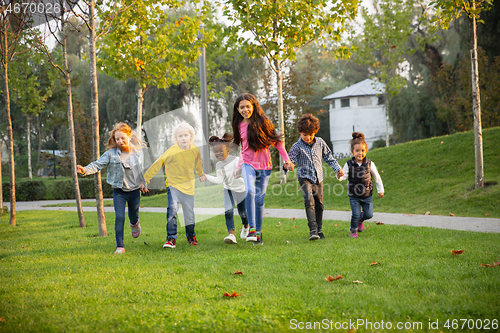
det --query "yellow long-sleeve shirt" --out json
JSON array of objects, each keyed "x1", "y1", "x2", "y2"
[{"x1": 144, "y1": 144, "x2": 204, "y2": 196}]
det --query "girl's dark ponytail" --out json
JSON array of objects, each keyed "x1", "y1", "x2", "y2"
[{"x1": 350, "y1": 132, "x2": 367, "y2": 151}]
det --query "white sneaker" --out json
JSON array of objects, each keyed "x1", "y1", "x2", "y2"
[
  {"x1": 240, "y1": 227, "x2": 249, "y2": 239},
  {"x1": 224, "y1": 233, "x2": 237, "y2": 244}
]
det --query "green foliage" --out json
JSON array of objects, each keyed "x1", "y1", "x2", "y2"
[
  {"x1": 2, "y1": 180, "x2": 46, "y2": 201},
  {"x1": 98, "y1": 0, "x2": 205, "y2": 92},
  {"x1": 430, "y1": 0, "x2": 493, "y2": 29},
  {"x1": 1, "y1": 211, "x2": 500, "y2": 331},
  {"x1": 355, "y1": 0, "x2": 422, "y2": 97}
]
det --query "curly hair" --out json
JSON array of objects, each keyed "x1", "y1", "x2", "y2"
[
  {"x1": 350, "y1": 132, "x2": 367, "y2": 151},
  {"x1": 297, "y1": 114, "x2": 320, "y2": 135},
  {"x1": 106, "y1": 122, "x2": 144, "y2": 150},
  {"x1": 231, "y1": 93, "x2": 282, "y2": 151},
  {"x1": 172, "y1": 122, "x2": 195, "y2": 145}
]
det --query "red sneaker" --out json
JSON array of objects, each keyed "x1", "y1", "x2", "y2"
[
  {"x1": 350, "y1": 230, "x2": 359, "y2": 238},
  {"x1": 358, "y1": 221, "x2": 364, "y2": 232},
  {"x1": 163, "y1": 239, "x2": 176, "y2": 248},
  {"x1": 187, "y1": 236, "x2": 198, "y2": 246}
]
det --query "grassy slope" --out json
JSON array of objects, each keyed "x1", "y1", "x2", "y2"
[
  {"x1": 52, "y1": 127, "x2": 500, "y2": 218},
  {"x1": 1, "y1": 211, "x2": 500, "y2": 332}
]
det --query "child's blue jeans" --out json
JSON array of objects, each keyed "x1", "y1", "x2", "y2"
[
  {"x1": 224, "y1": 189, "x2": 248, "y2": 232},
  {"x1": 169, "y1": 186, "x2": 196, "y2": 239},
  {"x1": 241, "y1": 163, "x2": 271, "y2": 232},
  {"x1": 165, "y1": 187, "x2": 175, "y2": 238},
  {"x1": 113, "y1": 188, "x2": 141, "y2": 248},
  {"x1": 349, "y1": 196, "x2": 373, "y2": 231}
]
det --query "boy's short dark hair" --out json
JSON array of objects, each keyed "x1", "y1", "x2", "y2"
[{"x1": 297, "y1": 114, "x2": 320, "y2": 135}]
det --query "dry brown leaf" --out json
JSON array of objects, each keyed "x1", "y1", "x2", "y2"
[
  {"x1": 366, "y1": 225, "x2": 370, "y2": 229},
  {"x1": 223, "y1": 291, "x2": 242, "y2": 297},
  {"x1": 334, "y1": 224, "x2": 338, "y2": 227},
  {"x1": 353, "y1": 280, "x2": 364, "y2": 284},
  {"x1": 292, "y1": 217, "x2": 296, "y2": 221},
  {"x1": 347, "y1": 329, "x2": 357, "y2": 333},
  {"x1": 425, "y1": 211, "x2": 430, "y2": 215},
  {"x1": 293, "y1": 226, "x2": 298, "y2": 228},
  {"x1": 370, "y1": 261, "x2": 378, "y2": 266},
  {"x1": 485, "y1": 212, "x2": 490, "y2": 217},
  {"x1": 231, "y1": 270, "x2": 243, "y2": 275},
  {"x1": 451, "y1": 249, "x2": 465, "y2": 255},
  {"x1": 480, "y1": 264, "x2": 493, "y2": 267},
  {"x1": 277, "y1": 221, "x2": 282, "y2": 227},
  {"x1": 494, "y1": 261, "x2": 500, "y2": 267},
  {"x1": 375, "y1": 222, "x2": 384, "y2": 225},
  {"x1": 0, "y1": 317, "x2": 5, "y2": 322},
  {"x1": 449, "y1": 213, "x2": 455, "y2": 216},
  {"x1": 440, "y1": 141, "x2": 444, "y2": 144},
  {"x1": 325, "y1": 274, "x2": 344, "y2": 282}
]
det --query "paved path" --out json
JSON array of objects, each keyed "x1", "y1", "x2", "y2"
[{"x1": 4, "y1": 200, "x2": 500, "y2": 233}]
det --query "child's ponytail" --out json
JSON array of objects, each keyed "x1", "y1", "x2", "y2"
[{"x1": 350, "y1": 132, "x2": 367, "y2": 151}]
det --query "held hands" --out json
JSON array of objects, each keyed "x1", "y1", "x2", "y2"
[
  {"x1": 233, "y1": 169, "x2": 242, "y2": 179},
  {"x1": 199, "y1": 174, "x2": 207, "y2": 182},
  {"x1": 336, "y1": 169, "x2": 344, "y2": 179},
  {"x1": 283, "y1": 161, "x2": 294, "y2": 171},
  {"x1": 77, "y1": 165, "x2": 85, "y2": 175}
]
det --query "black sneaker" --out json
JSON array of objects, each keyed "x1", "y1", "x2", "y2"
[
  {"x1": 318, "y1": 231, "x2": 325, "y2": 239},
  {"x1": 309, "y1": 230, "x2": 320, "y2": 241},
  {"x1": 253, "y1": 232, "x2": 263, "y2": 246}
]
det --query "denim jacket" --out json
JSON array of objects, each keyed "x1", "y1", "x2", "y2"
[{"x1": 83, "y1": 148, "x2": 146, "y2": 189}]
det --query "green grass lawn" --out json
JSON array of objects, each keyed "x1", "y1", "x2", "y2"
[
  {"x1": 1, "y1": 211, "x2": 500, "y2": 332},
  {"x1": 47, "y1": 127, "x2": 500, "y2": 218}
]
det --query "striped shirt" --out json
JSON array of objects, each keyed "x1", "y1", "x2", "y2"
[{"x1": 288, "y1": 137, "x2": 341, "y2": 184}]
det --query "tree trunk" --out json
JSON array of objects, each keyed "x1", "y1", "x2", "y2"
[
  {"x1": 27, "y1": 114, "x2": 32, "y2": 180},
  {"x1": 470, "y1": 10, "x2": 484, "y2": 189},
  {"x1": 0, "y1": 131, "x2": 3, "y2": 210},
  {"x1": 37, "y1": 114, "x2": 42, "y2": 170},
  {"x1": 63, "y1": 15, "x2": 86, "y2": 228},
  {"x1": 385, "y1": 92, "x2": 390, "y2": 147},
  {"x1": 89, "y1": 0, "x2": 107, "y2": 236},
  {"x1": 2, "y1": 42, "x2": 16, "y2": 226},
  {"x1": 137, "y1": 86, "x2": 143, "y2": 138},
  {"x1": 274, "y1": 59, "x2": 286, "y2": 184}
]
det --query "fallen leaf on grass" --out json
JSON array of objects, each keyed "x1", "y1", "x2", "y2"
[
  {"x1": 451, "y1": 249, "x2": 465, "y2": 255},
  {"x1": 485, "y1": 212, "x2": 490, "y2": 217},
  {"x1": 481, "y1": 261, "x2": 500, "y2": 267},
  {"x1": 366, "y1": 225, "x2": 370, "y2": 229},
  {"x1": 325, "y1": 274, "x2": 344, "y2": 282},
  {"x1": 449, "y1": 213, "x2": 455, "y2": 216},
  {"x1": 480, "y1": 264, "x2": 493, "y2": 267},
  {"x1": 370, "y1": 261, "x2": 378, "y2": 266},
  {"x1": 231, "y1": 270, "x2": 243, "y2": 275},
  {"x1": 440, "y1": 141, "x2": 444, "y2": 144},
  {"x1": 375, "y1": 222, "x2": 384, "y2": 225},
  {"x1": 353, "y1": 280, "x2": 364, "y2": 284},
  {"x1": 334, "y1": 224, "x2": 338, "y2": 227},
  {"x1": 293, "y1": 226, "x2": 298, "y2": 228},
  {"x1": 21, "y1": 246, "x2": 25, "y2": 248},
  {"x1": 132, "y1": 241, "x2": 136, "y2": 243},
  {"x1": 286, "y1": 241, "x2": 291, "y2": 244},
  {"x1": 292, "y1": 217, "x2": 296, "y2": 221},
  {"x1": 223, "y1": 291, "x2": 242, "y2": 297},
  {"x1": 276, "y1": 221, "x2": 282, "y2": 227},
  {"x1": 347, "y1": 329, "x2": 357, "y2": 333},
  {"x1": 425, "y1": 211, "x2": 430, "y2": 215},
  {"x1": 0, "y1": 317, "x2": 5, "y2": 322}
]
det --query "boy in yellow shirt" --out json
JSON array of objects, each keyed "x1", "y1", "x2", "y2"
[{"x1": 144, "y1": 122, "x2": 206, "y2": 248}]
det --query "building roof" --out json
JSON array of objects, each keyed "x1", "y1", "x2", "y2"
[{"x1": 323, "y1": 79, "x2": 385, "y2": 100}]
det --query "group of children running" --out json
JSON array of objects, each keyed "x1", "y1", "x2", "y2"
[{"x1": 77, "y1": 93, "x2": 384, "y2": 254}]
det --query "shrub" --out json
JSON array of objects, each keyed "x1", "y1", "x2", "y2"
[{"x1": 2, "y1": 180, "x2": 46, "y2": 201}]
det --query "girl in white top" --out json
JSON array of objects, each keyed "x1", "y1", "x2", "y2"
[{"x1": 206, "y1": 134, "x2": 249, "y2": 244}]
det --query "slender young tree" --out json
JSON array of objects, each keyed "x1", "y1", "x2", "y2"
[
  {"x1": 221, "y1": 0, "x2": 358, "y2": 183},
  {"x1": 430, "y1": 0, "x2": 492, "y2": 189},
  {"x1": 0, "y1": 5, "x2": 34, "y2": 226},
  {"x1": 98, "y1": 0, "x2": 205, "y2": 136}
]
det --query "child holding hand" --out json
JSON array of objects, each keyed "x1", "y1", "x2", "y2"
[
  {"x1": 77, "y1": 122, "x2": 147, "y2": 254},
  {"x1": 288, "y1": 114, "x2": 344, "y2": 241},
  {"x1": 206, "y1": 134, "x2": 249, "y2": 244},
  {"x1": 338, "y1": 132, "x2": 384, "y2": 238},
  {"x1": 144, "y1": 122, "x2": 206, "y2": 248}
]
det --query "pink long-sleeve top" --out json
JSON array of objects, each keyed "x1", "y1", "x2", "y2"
[{"x1": 237, "y1": 122, "x2": 291, "y2": 170}]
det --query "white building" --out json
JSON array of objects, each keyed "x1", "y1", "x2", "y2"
[{"x1": 323, "y1": 79, "x2": 393, "y2": 154}]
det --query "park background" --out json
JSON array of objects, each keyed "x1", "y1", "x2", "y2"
[{"x1": 1, "y1": 0, "x2": 500, "y2": 331}]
